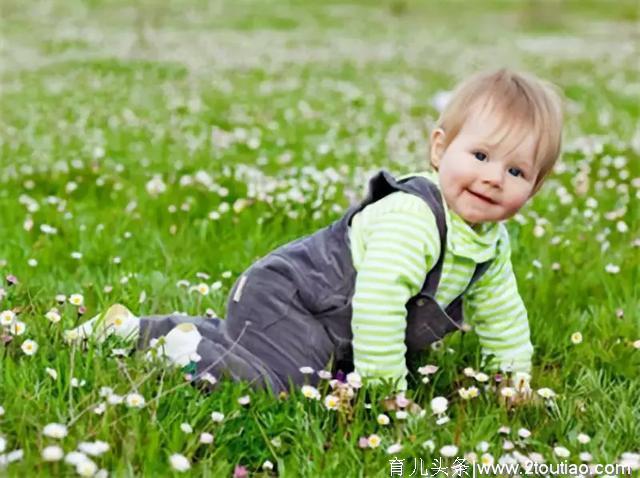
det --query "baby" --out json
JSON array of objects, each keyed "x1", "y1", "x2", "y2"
[{"x1": 66, "y1": 68, "x2": 563, "y2": 395}]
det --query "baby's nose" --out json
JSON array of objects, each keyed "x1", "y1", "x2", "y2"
[{"x1": 482, "y1": 164, "x2": 504, "y2": 186}]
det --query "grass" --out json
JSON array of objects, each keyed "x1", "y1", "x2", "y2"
[{"x1": 0, "y1": 0, "x2": 639, "y2": 476}]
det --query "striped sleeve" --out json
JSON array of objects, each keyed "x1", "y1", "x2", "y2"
[
  {"x1": 463, "y1": 227, "x2": 533, "y2": 374},
  {"x1": 350, "y1": 192, "x2": 440, "y2": 391}
]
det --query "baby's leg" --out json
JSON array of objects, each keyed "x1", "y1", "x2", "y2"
[
  {"x1": 64, "y1": 306, "x2": 204, "y2": 366},
  {"x1": 65, "y1": 306, "x2": 279, "y2": 390},
  {"x1": 64, "y1": 304, "x2": 140, "y2": 343},
  {"x1": 138, "y1": 313, "x2": 284, "y2": 391}
]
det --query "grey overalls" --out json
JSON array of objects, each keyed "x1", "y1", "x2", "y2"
[{"x1": 138, "y1": 170, "x2": 493, "y2": 393}]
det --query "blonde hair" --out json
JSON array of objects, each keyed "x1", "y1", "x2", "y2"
[{"x1": 434, "y1": 68, "x2": 564, "y2": 194}]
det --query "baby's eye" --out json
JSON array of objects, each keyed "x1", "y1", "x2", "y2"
[
  {"x1": 473, "y1": 151, "x2": 487, "y2": 161},
  {"x1": 508, "y1": 167, "x2": 523, "y2": 178}
]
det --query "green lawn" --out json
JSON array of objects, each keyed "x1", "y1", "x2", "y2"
[{"x1": 0, "y1": 1, "x2": 638, "y2": 476}]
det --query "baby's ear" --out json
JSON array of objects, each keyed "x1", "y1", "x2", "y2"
[{"x1": 429, "y1": 128, "x2": 446, "y2": 170}]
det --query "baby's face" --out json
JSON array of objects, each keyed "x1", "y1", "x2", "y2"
[{"x1": 431, "y1": 108, "x2": 539, "y2": 228}]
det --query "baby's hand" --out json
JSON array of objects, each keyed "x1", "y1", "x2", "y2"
[
  {"x1": 381, "y1": 393, "x2": 423, "y2": 415},
  {"x1": 498, "y1": 372, "x2": 542, "y2": 407}
]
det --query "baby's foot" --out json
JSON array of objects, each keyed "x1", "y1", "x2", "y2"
[
  {"x1": 64, "y1": 304, "x2": 139, "y2": 344},
  {"x1": 150, "y1": 323, "x2": 202, "y2": 367}
]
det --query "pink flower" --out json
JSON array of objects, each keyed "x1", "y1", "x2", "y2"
[
  {"x1": 395, "y1": 394, "x2": 410, "y2": 408},
  {"x1": 233, "y1": 465, "x2": 248, "y2": 478},
  {"x1": 6, "y1": 275, "x2": 18, "y2": 286},
  {"x1": 358, "y1": 436, "x2": 369, "y2": 448}
]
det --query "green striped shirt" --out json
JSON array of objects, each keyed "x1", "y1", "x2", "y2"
[{"x1": 348, "y1": 170, "x2": 533, "y2": 390}]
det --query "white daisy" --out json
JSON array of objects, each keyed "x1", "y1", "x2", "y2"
[
  {"x1": 195, "y1": 283, "x2": 210, "y2": 295},
  {"x1": 500, "y1": 387, "x2": 516, "y2": 398},
  {"x1": 0, "y1": 310, "x2": 15, "y2": 325},
  {"x1": 45, "y1": 309, "x2": 61, "y2": 323},
  {"x1": 577, "y1": 433, "x2": 591, "y2": 444},
  {"x1": 42, "y1": 445, "x2": 64, "y2": 461},
  {"x1": 579, "y1": 451, "x2": 593, "y2": 462},
  {"x1": 377, "y1": 414, "x2": 390, "y2": 426},
  {"x1": 71, "y1": 377, "x2": 86, "y2": 388},
  {"x1": 346, "y1": 371, "x2": 362, "y2": 388},
  {"x1": 201, "y1": 373, "x2": 217, "y2": 385},
  {"x1": 480, "y1": 453, "x2": 494, "y2": 466},
  {"x1": 10, "y1": 321, "x2": 26, "y2": 336},
  {"x1": 125, "y1": 392, "x2": 145, "y2": 408},
  {"x1": 21, "y1": 339, "x2": 38, "y2": 356},
  {"x1": 430, "y1": 396, "x2": 448, "y2": 415},
  {"x1": 395, "y1": 410, "x2": 408, "y2": 420},
  {"x1": 441, "y1": 445, "x2": 458, "y2": 457},
  {"x1": 301, "y1": 385, "x2": 320, "y2": 400},
  {"x1": 169, "y1": 453, "x2": 191, "y2": 472},
  {"x1": 324, "y1": 394, "x2": 339, "y2": 410},
  {"x1": 76, "y1": 458, "x2": 98, "y2": 477},
  {"x1": 518, "y1": 428, "x2": 531, "y2": 439},
  {"x1": 476, "y1": 441, "x2": 490, "y2": 453},
  {"x1": 367, "y1": 434, "x2": 381, "y2": 448},
  {"x1": 64, "y1": 451, "x2": 89, "y2": 465},
  {"x1": 537, "y1": 388, "x2": 556, "y2": 399},
  {"x1": 422, "y1": 440, "x2": 435, "y2": 452},
  {"x1": 463, "y1": 367, "x2": 476, "y2": 377},
  {"x1": 418, "y1": 364, "x2": 438, "y2": 375},
  {"x1": 99, "y1": 387, "x2": 114, "y2": 398},
  {"x1": 146, "y1": 176, "x2": 167, "y2": 197},
  {"x1": 436, "y1": 415, "x2": 450, "y2": 426},
  {"x1": 45, "y1": 367, "x2": 58, "y2": 380},
  {"x1": 211, "y1": 411, "x2": 224, "y2": 423},
  {"x1": 77, "y1": 441, "x2": 109, "y2": 456},
  {"x1": 605, "y1": 263, "x2": 620, "y2": 274},
  {"x1": 43, "y1": 423, "x2": 68, "y2": 439},
  {"x1": 386, "y1": 443, "x2": 403, "y2": 455},
  {"x1": 107, "y1": 394, "x2": 124, "y2": 405},
  {"x1": 211, "y1": 281, "x2": 222, "y2": 290}
]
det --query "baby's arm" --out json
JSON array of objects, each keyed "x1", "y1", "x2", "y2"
[
  {"x1": 350, "y1": 192, "x2": 439, "y2": 391},
  {"x1": 463, "y1": 228, "x2": 533, "y2": 377}
]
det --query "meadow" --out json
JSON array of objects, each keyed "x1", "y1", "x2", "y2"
[{"x1": 0, "y1": 0, "x2": 639, "y2": 476}]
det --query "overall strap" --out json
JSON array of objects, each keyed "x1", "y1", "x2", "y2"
[
  {"x1": 462, "y1": 260, "x2": 493, "y2": 297},
  {"x1": 393, "y1": 173, "x2": 448, "y2": 297},
  {"x1": 443, "y1": 258, "x2": 494, "y2": 319},
  {"x1": 345, "y1": 169, "x2": 449, "y2": 295}
]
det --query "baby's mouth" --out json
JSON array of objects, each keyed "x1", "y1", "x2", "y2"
[{"x1": 467, "y1": 189, "x2": 498, "y2": 205}]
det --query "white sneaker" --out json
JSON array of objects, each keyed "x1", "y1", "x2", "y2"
[
  {"x1": 155, "y1": 323, "x2": 202, "y2": 367},
  {"x1": 64, "y1": 304, "x2": 139, "y2": 344}
]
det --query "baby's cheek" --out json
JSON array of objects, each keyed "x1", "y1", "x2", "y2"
[{"x1": 505, "y1": 192, "x2": 530, "y2": 212}]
